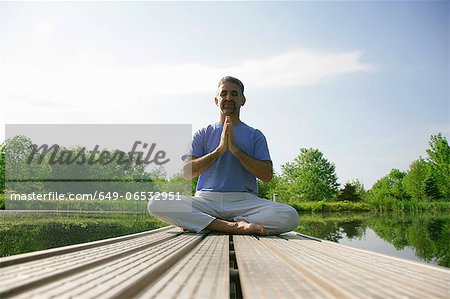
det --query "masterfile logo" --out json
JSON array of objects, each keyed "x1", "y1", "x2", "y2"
[{"x1": 4, "y1": 124, "x2": 192, "y2": 211}]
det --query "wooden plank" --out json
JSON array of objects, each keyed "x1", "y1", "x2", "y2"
[
  {"x1": 234, "y1": 235, "x2": 353, "y2": 299},
  {"x1": 0, "y1": 226, "x2": 174, "y2": 267},
  {"x1": 11, "y1": 234, "x2": 204, "y2": 299},
  {"x1": 274, "y1": 233, "x2": 450, "y2": 296},
  {"x1": 1, "y1": 229, "x2": 449, "y2": 299},
  {"x1": 234, "y1": 234, "x2": 450, "y2": 299},
  {"x1": 134, "y1": 234, "x2": 229, "y2": 299},
  {"x1": 0, "y1": 227, "x2": 181, "y2": 298}
]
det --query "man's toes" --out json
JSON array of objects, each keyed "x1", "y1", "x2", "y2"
[
  {"x1": 249, "y1": 223, "x2": 267, "y2": 236},
  {"x1": 257, "y1": 225, "x2": 268, "y2": 236}
]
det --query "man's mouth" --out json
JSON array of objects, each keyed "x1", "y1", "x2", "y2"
[
  {"x1": 222, "y1": 101, "x2": 235, "y2": 109},
  {"x1": 222, "y1": 106, "x2": 234, "y2": 114}
]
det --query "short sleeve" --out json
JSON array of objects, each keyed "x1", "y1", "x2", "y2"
[
  {"x1": 253, "y1": 129, "x2": 271, "y2": 161},
  {"x1": 181, "y1": 128, "x2": 205, "y2": 161}
]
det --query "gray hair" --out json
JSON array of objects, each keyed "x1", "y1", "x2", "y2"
[{"x1": 217, "y1": 76, "x2": 245, "y2": 96}]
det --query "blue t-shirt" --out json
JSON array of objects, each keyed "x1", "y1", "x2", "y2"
[{"x1": 182, "y1": 122, "x2": 271, "y2": 194}]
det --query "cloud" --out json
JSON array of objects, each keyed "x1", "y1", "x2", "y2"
[
  {"x1": 234, "y1": 50, "x2": 375, "y2": 89},
  {"x1": 30, "y1": 100, "x2": 75, "y2": 109},
  {"x1": 0, "y1": 49, "x2": 375, "y2": 110}
]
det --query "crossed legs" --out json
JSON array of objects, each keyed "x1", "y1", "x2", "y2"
[{"x1": 147, "y1": 191, "x2": 299, "y2": 236}]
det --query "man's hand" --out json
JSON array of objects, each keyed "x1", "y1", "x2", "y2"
[
  {"x1": 182, "y1": 117, "x2": 231, "y2": 180},
  {"x1": 183, "y1": 116, "x2": 272, "y2": 182},
  {"x1": 225, "y1": 116, "x2": 240, "y2": 154},
  {"x1": 217, "y1": 117, "x2": 230, "y2": 155},
  {"x1": 224, "y1": 116, "x2": 273, "y2": 182}
]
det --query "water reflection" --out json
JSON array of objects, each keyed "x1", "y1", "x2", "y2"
[
  {"x1": 0, "y1": 212, "x2": 164, "y2": 257},
  {"x1": 295, "y1": 212, "x2": 449, "y2": 268}
]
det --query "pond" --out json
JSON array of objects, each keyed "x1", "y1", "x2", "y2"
[{"x1": 295, "y1": 212, "x2": 450, "y2": 268}]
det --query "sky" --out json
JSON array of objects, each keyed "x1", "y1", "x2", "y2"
[{"x1": 0, "y1": 1, "x2": 448, "y2": 189}]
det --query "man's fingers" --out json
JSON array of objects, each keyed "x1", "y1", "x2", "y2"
[
  {"x1": 227, "y1": 123, "x2": 234, "y2": 140},
  {"x1": 224, "y1": 120, "x2": 231, "y2": 136},
  {"x1": 221, "y1": 120, "x2": 228, "y2": 135},
  {"x1": 222, "y1": 125, "x2": 228, "y2": 137}
]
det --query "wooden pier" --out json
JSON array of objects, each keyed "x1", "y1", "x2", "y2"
[{"x1": 0, "y1": 226, "x2": 449, "y2": 298}]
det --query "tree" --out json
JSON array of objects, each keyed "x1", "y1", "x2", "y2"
[
  {"x1": 0, "y1": 142, "x2": 5, "y2": 193},
  {"x1": 426, "y1": 133, "x2": 450, "y2": 200},
  {"x1": 257, "y1": 178, "x2": 270, "y2": 199},
  {"x1": 191, "y1": 176, "x2": 199, "y2": 195},
  {"x1": 4, "y1": 135, "x2": 52, "y2": 193},
  {"x1": 368, "y1": 169, "x2": 409, "y2": 208},
  {"x1": 403, "y1": 158, "x2": 429, "y2": 201},
  {"x1": 424, "y1": 173, "x2": 441, "y2": 201},
  {"x1": 337, "y1": 183, "x2": 360, "y2": 202},
  {"x1": 280, "y1": 148, "x2": 339, "y2": 201},
  {"x1": 349, "y1": 179, "x2": 367, "y2": 201},
  {"x1": 257, "y1": 174, "x2": 282, "y2": 200}
]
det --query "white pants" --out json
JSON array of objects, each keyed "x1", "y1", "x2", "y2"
[{"x1": 147, "y1": 191, "x2": 299, "y2": 235}]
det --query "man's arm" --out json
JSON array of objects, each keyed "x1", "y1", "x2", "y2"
[
  {"x1": 182, "y1": 121, "x2": 229, "y2": 180},
  {"x1": 230, "y1": 150, "x2": 273, "y2": 182},
  {"x1": 226, "y1": 117, "x2": 273, "y2": 182},
  {"x1": 183, "y1": 117, "x2": 273, "y2": 181},
  {"x1": 182, "y1": 152, "x2": 219, "y2": 180}
]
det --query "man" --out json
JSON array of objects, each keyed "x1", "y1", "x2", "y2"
[{"x1": 148, "y1": 76, "x2": 298, "y2": 235}]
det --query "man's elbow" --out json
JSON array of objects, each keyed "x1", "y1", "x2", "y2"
[
  {"x1": 259, "y1": 162, "x2": 273, "y2": 182},
  {"x1": 182, "y1": 164, "x2": 193, "y2": 180},
  {"x1": 260, "y1": 172, "x2": 273, "y2": 183},
  {"x1": 183, "y1": 165, "x2": 200, "y2": 180},
  {"x1": 182, "y1": 171, "x2": 191, "y2": 181}
]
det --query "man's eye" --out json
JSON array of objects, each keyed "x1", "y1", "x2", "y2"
[
  {"x1": 231, "y1": 92, "x2": 238, "y2": 96},
  {"x1": 220, "y1": 92, "x2": 227, "y2": 96}
]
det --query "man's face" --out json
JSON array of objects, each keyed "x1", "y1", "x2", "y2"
[{"x1": 215, "y1": 81, "x2": 246, "y2": 116}]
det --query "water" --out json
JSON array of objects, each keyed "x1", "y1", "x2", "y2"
[
  {"x1": 0, "y1": 211, "x2": 164, "y2": 257},
  {"x1": 296, "y1": 212, "x2": 449, "y2": 268},
  {"x1": 1, "y1": 211, "x2": 449, "y2": 268}
]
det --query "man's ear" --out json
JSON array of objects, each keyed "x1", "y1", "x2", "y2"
[
  {"x1": 241, "y1": 96, "x2": 246, "y2": 106},
  {"x1": 214, "y1": 97, "x2": 219, "y2": 106}
]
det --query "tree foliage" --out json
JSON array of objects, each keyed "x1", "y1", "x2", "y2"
[
  {"x1": 426, "y1": 133, "x2": 450, "y2": 201},
  {"x1": 368, "y1": 169, "x2": 409, "y2": 208},
  {"x1": 257, "y1": 174, "x2": 281, "y2": 200},
  {"x1": 0, "y1": 135, "x2": 175, "y2": 195},
  {"x1": 369, "y1": 133, "x2": 449, "y2": 207},
  {"x1": 0, "y1": 142, "x2": 5, "y2": 193},
  {"x1": 424, "y1": 173, "x2": 441, "y2": 201},
  {"x1": 279, "y1": 148, "x2": 339, "y2": 201},
  {"x1": 403, "y1": 158, "x2": 429, "y2": 201},
  {"x1": 3, "y1": 136, "x2": 52, "y2": 193},
  {"x1": 337, "y1": 182, "x2": 361, "y2": 202}
]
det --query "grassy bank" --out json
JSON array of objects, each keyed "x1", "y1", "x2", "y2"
[
  {"x1": 288, "y1": 200, "x2": 373, "y2": 213},
  {"x1": 285, "y1": 199, "x2": 450, "y2": 213},
  {"x1": 369, "y1": 200, "x2": 450, "y2": 212},
  {"x1": 0, "y1": 212, "x2": 166, "y2": 257}
]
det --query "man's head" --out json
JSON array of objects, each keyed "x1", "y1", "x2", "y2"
[
  {"x1": 215, "y1": 76, "x2": 246, "y2": 118},
  {"x1": 218, "y1": 76, "x2": 245, "y2": 96}
]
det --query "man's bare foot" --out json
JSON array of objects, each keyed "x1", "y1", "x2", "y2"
[
  {"x1": 206, "y1": 219, "x2": 268, "y2": 235},
  {"x1": 235, "y1": 221, "x2": 268, "y2": 235}
]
